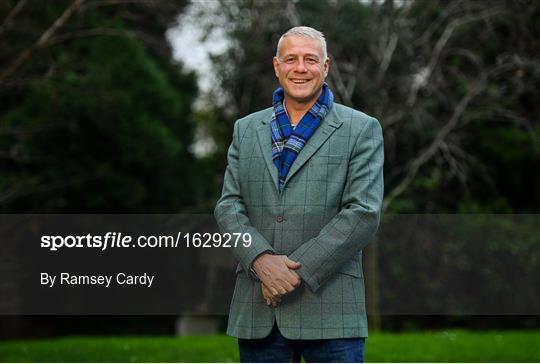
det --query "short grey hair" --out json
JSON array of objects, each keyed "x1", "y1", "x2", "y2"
[{"x1": 276, "y1": 26, "x2": 328, "y2": 60}]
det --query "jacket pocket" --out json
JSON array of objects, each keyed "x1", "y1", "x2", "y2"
[
  {"x1": 339, "y1": 260, "x2": 363, "y2": 278},
  {"x1": 313, "y1": 155, "x2": 345, "y2": 165}
]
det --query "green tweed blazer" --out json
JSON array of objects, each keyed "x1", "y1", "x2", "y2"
[{"x1": 214, "y1": 103, "x2": 384, "y2": 340}]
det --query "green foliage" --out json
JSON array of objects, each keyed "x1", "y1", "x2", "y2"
[
  {"x1": 379, "y1": 214, "x2": 539, "y2": 315},
  {"x1": 0, "y1": 2, "x2": 198, "y2": 212}
]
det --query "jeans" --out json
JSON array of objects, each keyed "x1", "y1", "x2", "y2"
[{"x1": 238, "y1": 324, "x2": 366, "y2": 363}]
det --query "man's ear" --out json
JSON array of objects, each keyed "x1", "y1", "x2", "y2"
[
  {"x1": 273, "y1": 57, "x2": 280, "y2": 78},
  {"x1": 323, "y1": 57, "x2": 331, "y2": 77}
]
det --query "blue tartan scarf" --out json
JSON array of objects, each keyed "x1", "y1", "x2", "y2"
[{"x1": 271, "y1": 83, "x2": 334, "y2": 191}]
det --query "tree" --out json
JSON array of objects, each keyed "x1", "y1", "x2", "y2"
[
  {"x1": 199, "y1": 0, "x2": 540, "y2": 214},
  {"x1": 0, "y1": 0, "x2": 200, "y2": 212}
]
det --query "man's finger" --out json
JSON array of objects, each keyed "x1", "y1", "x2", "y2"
[
  {"x1": 282, "y1": 280, "x2": 297, "y2": 293},
  {"x1": 275, "y1": 285, "x2": 287, "y2": 295},
  {"x1": 262, "y1": 285, "x2": 278, "y2": 300},
  {"x1": 269, "y1": 286, "x2": 280, "y2": 296},
  {"x1": 285, "y1": 270, "x2": 301, "y2": 287},
  {"x1": 262, "y1": 283, "x2": 282, "y2": 302},
  {"x1": 261, "y1": 286, "x2": 271, "y2": 301},
  {"x1": 285, "y1": 257, "x2": 301, "y2": 270}
]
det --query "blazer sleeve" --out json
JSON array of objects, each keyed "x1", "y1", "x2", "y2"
[
  {"x1": 214, "y1": 120, "x2": 276, "y2": 276},
  {"x1": 289, "y1": 116, "x2": 384, "y2": 292}
]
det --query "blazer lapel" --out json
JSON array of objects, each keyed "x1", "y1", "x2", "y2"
[
  {"x1": 283, "y1": 107, "x2": 343, "y2": 187},
  {"x1": 255, "y1": 105, "x2": 343, "y2": 192},
  {"x1": 256, "y1": 111, "x2": 280, "y2": 192}
]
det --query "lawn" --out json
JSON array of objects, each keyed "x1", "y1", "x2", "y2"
[{"x1": 0, "y1": 330, "x2": 538, "y2": 362}]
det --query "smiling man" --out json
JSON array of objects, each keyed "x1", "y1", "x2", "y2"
[{"x1": 215, "y1": 26, "x2": 384, "y2": 363}]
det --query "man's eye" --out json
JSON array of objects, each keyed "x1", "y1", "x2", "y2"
[
  {"x1": 306, "y1": 58, "x2": 318, "y2": 64},
  {"x1": 285, "y1": 58, "x2": 295, "y2": 63}
]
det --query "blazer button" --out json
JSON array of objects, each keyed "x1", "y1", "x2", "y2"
[{"x1": 276, "y1": 216, "x2": 284, "y2": 223}]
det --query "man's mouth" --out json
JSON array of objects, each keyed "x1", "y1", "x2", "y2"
[{"x1": 290, "y1": 79, "x2": 310, "y2": 84}]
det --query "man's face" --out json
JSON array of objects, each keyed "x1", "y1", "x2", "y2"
[{"x1": 273, "y1": 35, "x2": 330, "y2": 105}]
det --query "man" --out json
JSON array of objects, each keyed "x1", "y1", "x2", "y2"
[{"x1": 214, "y1": 26, "x2": 384, "y2": 363}]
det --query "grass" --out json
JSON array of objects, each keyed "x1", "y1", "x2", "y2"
[{"x1": 0, "y1": 330, "x2": 539, "y2": 362}]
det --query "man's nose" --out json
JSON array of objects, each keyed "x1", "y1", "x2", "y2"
[{"x1": 294, "y1": 59, "x2": 307, "y2": 72}]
